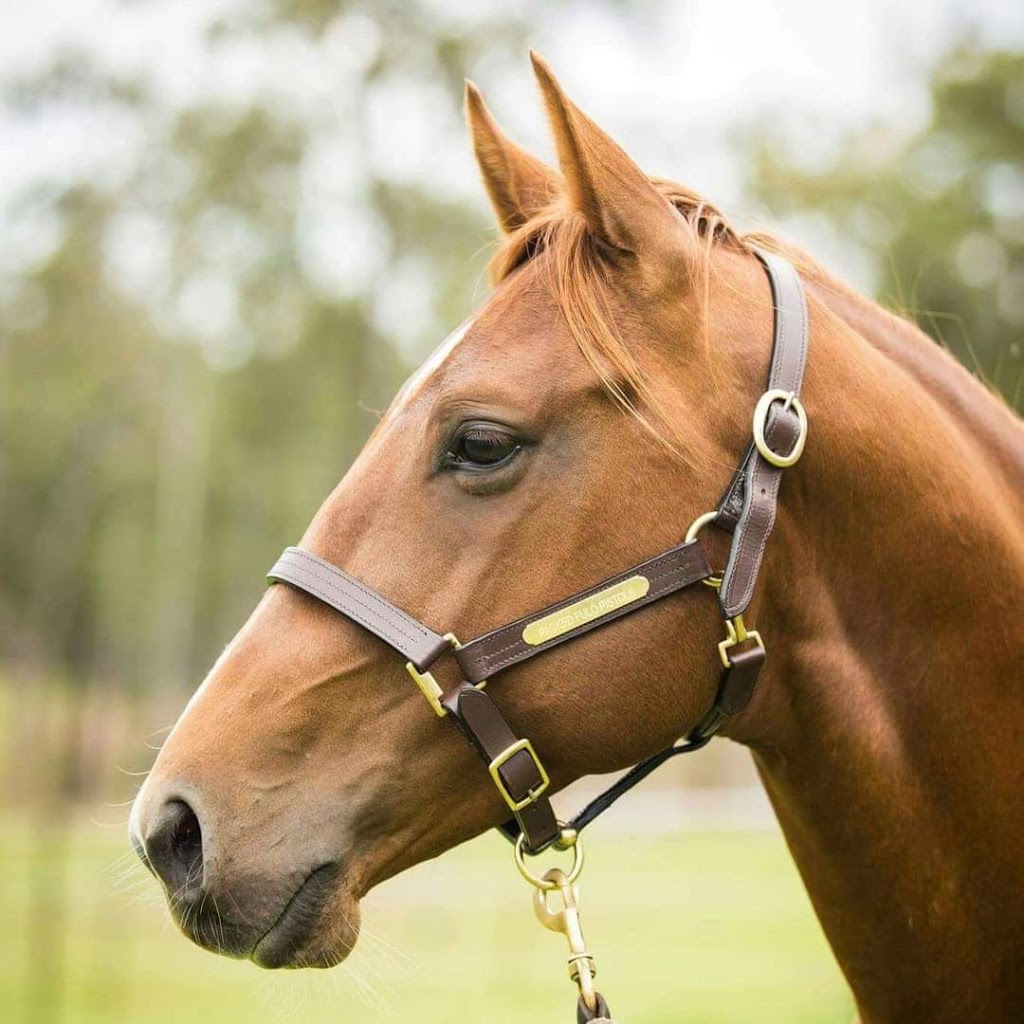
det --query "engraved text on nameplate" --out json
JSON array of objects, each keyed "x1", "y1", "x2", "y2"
[{"x1": 521, "y1": 576, "x2": 650, "y2": 646}]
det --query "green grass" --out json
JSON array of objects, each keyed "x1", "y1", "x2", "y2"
[{"x1": 1, "y1": 812, "x2": 853, "y2": 1023}]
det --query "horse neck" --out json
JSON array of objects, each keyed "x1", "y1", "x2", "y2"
[
  {"x1": 723, "y1": 274, "x2": 1024, "y2": 1021},
  {"x1": 809, "y1": 275, "x2": 1024, "y2": 489}
]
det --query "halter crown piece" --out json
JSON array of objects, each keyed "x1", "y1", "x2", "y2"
[{"x1": 267, "y1": 250, "x2": 809, "y2": 1021}]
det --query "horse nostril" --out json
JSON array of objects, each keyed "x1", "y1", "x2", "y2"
[{"x1": 139, "y1": 799, "x2": 205, "y2": 896}]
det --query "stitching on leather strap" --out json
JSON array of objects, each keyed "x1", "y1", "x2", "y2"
[
  {"x1": 725, "y1": 467, "x2": 780, "y2": 616},
  {"x1": 287, "y1": 548, "x2": 436, "y2": 642},
  {"x1": 470, "y1": 557, "x2": 708, "y2": 675},
  {"x1": 456, "y1": 543, "x2": 710, "y2": 680},
  {"x1": 269, "y1": 549, "x2": 442, "y2": 660},
  {"x1": 272, "y1": 562, "x2": 426, "y2": 651},
  {"x1": 720, "y1": 250, "x2": 808, "y2": 618},
  {"x1": 474, "y1": 554, "x2": 701, "y2": 665}
]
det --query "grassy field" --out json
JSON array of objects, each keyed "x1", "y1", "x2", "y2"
[{"x1": 1, "y1": 811, "x2": 853, "y2": 1024}]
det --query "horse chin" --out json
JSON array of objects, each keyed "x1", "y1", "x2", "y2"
[
  {"x1": 169, "y1": 861, "x2": 362, "y2": 969},
  {"x1": 250, "y1": 868, "x2": 361, "y2": 970}
]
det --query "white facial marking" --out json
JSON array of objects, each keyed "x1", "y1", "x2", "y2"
[{"x1": 387, "y1": 316, "x2": 474, "y2": 418}]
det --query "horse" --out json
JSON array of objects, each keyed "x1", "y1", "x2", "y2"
[{"x1": 129, "y1": 53, "x2": 1024, "y2": 1022}]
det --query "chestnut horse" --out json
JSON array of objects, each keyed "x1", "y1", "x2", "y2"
[{"x1": 130, "y1": 55, "x2": 1024, "y2": 1022}]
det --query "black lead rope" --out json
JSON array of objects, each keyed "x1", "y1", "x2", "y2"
[
  {"x1": 498, "y1": 732, "x2": 712, "y2": 845},
  {"x1": 569, "y1": 732, "x2": 713, "y2": 833}
]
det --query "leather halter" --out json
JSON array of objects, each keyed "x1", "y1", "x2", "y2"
[{"x1": 267, "y1": 249, "x2": 809, "y2": 855}]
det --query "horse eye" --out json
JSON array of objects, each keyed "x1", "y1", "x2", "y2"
[{"x1": 446, "y1": 425, "x2": 521, "y2": 471}]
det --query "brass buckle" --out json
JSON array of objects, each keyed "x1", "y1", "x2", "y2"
[
  {"x1": 752, "y1": 388, "x2": 807, "y2": 468},
  {"x1": 717, "y1": 614, "x2": 764, "y2": 668},
  {"x1": 405, "y1": 633, "x2": 480, "y2": 718},
  {"x1": 489, "y1": 738, "x2": 550, "y2": 812}
]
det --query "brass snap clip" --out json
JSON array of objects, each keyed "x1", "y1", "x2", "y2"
[
  {"x1": 515, "y1": 828, "x2": 598, "y2": 1013},
  {"x1": 533, "y1": 867, "x2": 598, "y2": 1014}
]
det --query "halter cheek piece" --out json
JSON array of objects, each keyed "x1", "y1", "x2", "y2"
[{"x1": 267, "y1": 250, "x2": 808, "y2": 857}]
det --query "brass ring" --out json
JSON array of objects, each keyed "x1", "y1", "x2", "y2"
[
  {"x1": 684, "y1": 510, "x2": 724, "y2": 589},
  {"x1": 684, "y1": 510, "x2": 718, "y2": 544},
  {"x1": 514, "y1": 830, "x2": 584, "y2": 890},
  {"x1": 752, "y1": 389, "x2": 807, "y2": 468}
]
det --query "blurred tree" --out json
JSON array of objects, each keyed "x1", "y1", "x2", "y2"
[
  {"x1": 747, "y1": 42, "x2": 1024, "y2": 411},
  {"x1": 0, "y1": 2, "x2": 565, "y2": 699},
  {"x1": 2, "y1": 13, "x2": 1018, "y2": 712}
]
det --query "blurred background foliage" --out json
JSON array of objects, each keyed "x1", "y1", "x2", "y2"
[
  {"x1": 1, "y1": 7, "x2": 1021, "y2": 706},
  {"x1": 748, "y1": 42, "x2": 1024, "y2": 404},
  {"x1": 0, "y1": 1, "x2": 1020, "y2": 1021},
  {"x1": 2, "y1": 1, "x2": 540, "y2": 699}
]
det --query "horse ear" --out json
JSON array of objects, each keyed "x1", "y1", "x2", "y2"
[
  {"x1": 465, "y1": 80, "x2": 561, "y2": 234},
  {"x1": 530, "y1": 51, "x2": 686, "y2": 260}
]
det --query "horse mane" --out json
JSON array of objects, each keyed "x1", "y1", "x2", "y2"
[{"x1": 486, "y1": 177, "x2": 822, "y2": 459}]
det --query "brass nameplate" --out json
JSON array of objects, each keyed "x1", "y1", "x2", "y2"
[{"x1": 522, "y1": 576, "x2": 650, "y2": 646}]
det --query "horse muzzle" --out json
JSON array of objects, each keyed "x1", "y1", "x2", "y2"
[{"x1": 129, "y1": 787, "x2": 358, "y2": 968}]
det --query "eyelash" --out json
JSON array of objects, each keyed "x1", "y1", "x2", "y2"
[{"x1": 443, "y1": 424, "x2": 522, "y2": 472}]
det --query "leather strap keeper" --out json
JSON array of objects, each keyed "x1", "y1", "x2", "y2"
[{"x1": 442, "y1": 683, "x2": 559, "y2": 851}]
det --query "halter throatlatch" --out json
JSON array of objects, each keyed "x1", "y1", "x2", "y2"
[{"x1": 266, "y1": 248, "x2": 809, "y2": 1020}]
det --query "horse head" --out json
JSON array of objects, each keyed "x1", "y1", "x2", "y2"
[{"x1": 130, "y1": 54, "x2": 783, "y2": 969}]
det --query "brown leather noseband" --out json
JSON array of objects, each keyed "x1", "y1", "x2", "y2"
[{"x1": 267, "y1": 249, "x2": 809, "y2": 856}]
